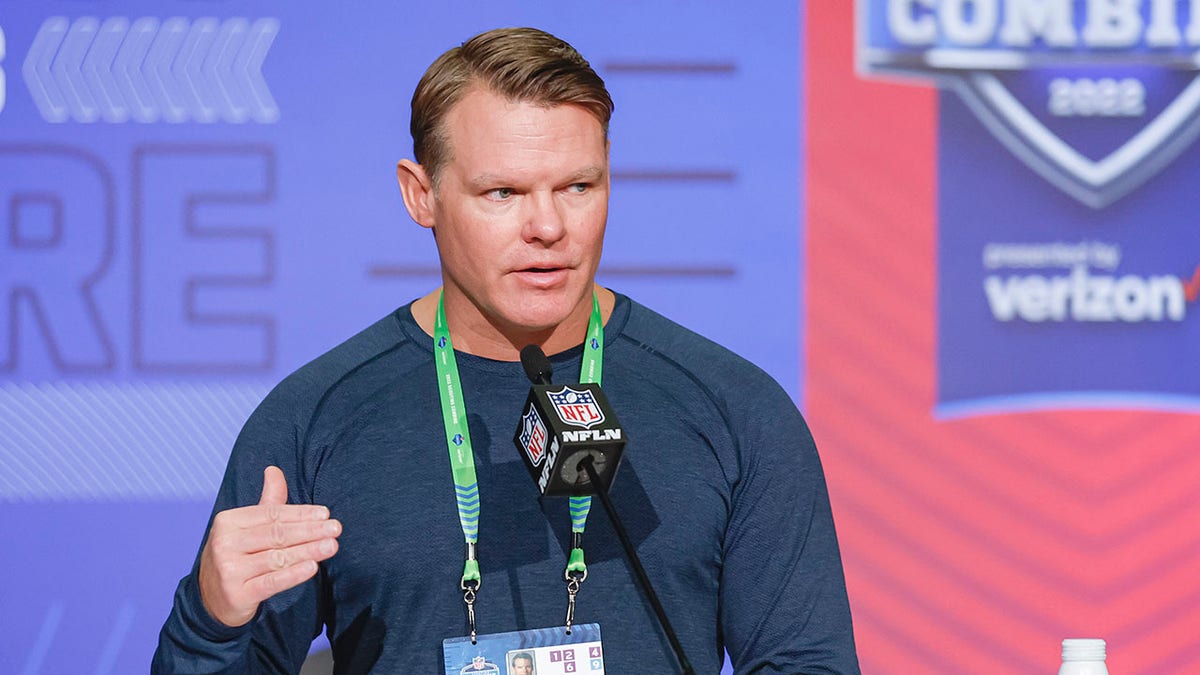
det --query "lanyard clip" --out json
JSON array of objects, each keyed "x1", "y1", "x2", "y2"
[
  {"x1": 564, "y1": 573, "x2": 583, "y2": 635},
  {"x1": 564, "y1": 541, "x2": 587, "y2": 634},
  {"x1": 462, "y1": 542, "x2": 481, "y2": 643},
  {"x1": 462, "y1": 579, "x2": 479, "y2": 644}
]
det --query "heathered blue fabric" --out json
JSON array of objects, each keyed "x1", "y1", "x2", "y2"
[{"x1": 154, "y1": 294, "x2": 859, "y2": 673}]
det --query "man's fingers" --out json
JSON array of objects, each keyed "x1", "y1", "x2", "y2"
[
  {"x1": 243, "y1": 559, "x2": 322, "y2": 605},
  {"x1": 235, "y1": 518, "x2": 342, "y2": 554},
  {"x1": 219, "y1": 502, "x2": 330, "y2": 529},
  {"x1": 197, "y1": 471, "x2": 337, "y2": 627},
  {"x1": 259, "y1": 466, "x2": 288, "y2": 506},
  {"x1": 243, "y1": 537, "x2": 339, "y2": 579}
]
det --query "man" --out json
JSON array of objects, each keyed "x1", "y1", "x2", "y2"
[
  {"x1": 510, "y1": 652, "x2": 534, "y2": 675},
  {"x1": 154, "y1": 27, "x2": 858, "y2": 673}
]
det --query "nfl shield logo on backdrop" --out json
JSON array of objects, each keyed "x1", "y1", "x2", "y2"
[
  {"x1": 857, "y1": 0, "x2": 1200, "y2": 207},
  {"x1": 548, "y1": 386, "x2": 605, "y2": 429}
]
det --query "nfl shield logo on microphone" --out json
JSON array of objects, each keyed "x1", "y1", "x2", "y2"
[
  {"x1": 518, "y1": 406, "x2": 548, "y2": 466},
  {"x1": 549, "y1": 386, "x2": 606, "y2": 429}
]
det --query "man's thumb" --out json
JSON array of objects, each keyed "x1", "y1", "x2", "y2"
[{"x1": 259, "y1": 466, "x2": 288, "y2": 505}]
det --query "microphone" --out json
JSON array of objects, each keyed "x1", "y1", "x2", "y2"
[
  {"x1": 512, "y1": 345, "x2": 696, "y2": 673},
  {"x1": 520, "y1": 344, "x2": 553, "y2": 385},
  {"x1": 513, "y1": 344, "x2": 625, "y2": 496}
]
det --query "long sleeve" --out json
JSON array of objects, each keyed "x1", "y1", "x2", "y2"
[
  {"x1": 152, "y1": 383, "x2": 326, "y2": 674},
  {"x1": 719, "y1": 384, "x2": 860, "y2": 674}
]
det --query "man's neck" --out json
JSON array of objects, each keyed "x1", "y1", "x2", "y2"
[{"x1": 410, "y1": 285, "x2": 615, "y2": 361}]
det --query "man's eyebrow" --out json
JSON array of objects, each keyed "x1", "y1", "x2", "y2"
[
  {"x1": 565, "y1": 165, "x2": 606, "y2": 183},
  {"x1": 467, "y1": 174, "x2": 506, "y2": 190},
  {"x1": 467, "y1": 166, "x2": 606, "y2": 190}
]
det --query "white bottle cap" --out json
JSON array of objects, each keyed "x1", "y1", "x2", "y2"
[{"x1": 1062, "y1": 638, "x2": 1106, "y2": 662}]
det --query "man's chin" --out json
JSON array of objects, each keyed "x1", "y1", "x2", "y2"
[{"x1": 497, "y1": 296, "x2": 589, "y2": 335}]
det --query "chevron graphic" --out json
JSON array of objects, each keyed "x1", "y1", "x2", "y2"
[
  {"x1": 22, "y1": 16, "x2": 279, "y2": 124},
  {"x1": 454, "y1": 483, "x2": 480, "y2": 540}
]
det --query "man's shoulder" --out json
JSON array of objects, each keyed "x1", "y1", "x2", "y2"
[
  {"x1": 616, "y1": 296, "x2": 777, "y2": 391},
  {"x1": 612, "y1": 295, "x2": 811, "y2": 462},
  {"x1": 258, "y1": 306, "x2": 417, "y2": 417}
]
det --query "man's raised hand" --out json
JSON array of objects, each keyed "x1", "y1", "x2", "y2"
[{"x1": 198, "y1": 466, "x2": 341, "y2": 627}]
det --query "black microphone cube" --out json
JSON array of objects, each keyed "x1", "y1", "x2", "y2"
[{"x1": 513, "y1": 382, "x2": 625, "y2": 496}]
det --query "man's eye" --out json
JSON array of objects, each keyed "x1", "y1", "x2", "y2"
[
  {"x1": 568, "y1": 183, "x2": 589, "y2": 193},
  {"x1": 487, "y1": 187, "x2": 514, "y2": 200}
]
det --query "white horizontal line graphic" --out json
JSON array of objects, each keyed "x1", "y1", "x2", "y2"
[{"x1": 0, "y1": 380, "x2": 270, "y2": 500}]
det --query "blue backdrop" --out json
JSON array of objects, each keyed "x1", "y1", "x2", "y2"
[{"x1": 0, "y1": 2, "x2": 803, "y2": 670}]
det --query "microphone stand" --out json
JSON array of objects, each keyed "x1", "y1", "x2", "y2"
[{"x1": 578, "y1": 457, "x2": 695, "y2": 675}]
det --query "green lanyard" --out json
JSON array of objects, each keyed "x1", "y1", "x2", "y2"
[{"x1": 434, "y1": 292, "x2": 604, "y2": 640}]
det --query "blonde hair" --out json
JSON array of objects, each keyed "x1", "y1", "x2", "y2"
[{"x1": 410, "y1": 27, "x2": 613, "y2": 182}]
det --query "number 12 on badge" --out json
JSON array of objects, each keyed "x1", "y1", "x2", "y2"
[{"x1": 443, "y1": 623, "x2": 604, "y2": 674}]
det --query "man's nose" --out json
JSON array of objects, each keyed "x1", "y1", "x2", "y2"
[{"x1": 522, "y1": 190, "x2": 566, "y2": 244}]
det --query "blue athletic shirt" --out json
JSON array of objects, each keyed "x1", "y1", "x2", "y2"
[{"x1": 153, "y1": 293, "x2": 860, "y2": 674}]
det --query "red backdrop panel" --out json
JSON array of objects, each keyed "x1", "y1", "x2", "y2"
[{"x1": 805, "y1": 3, "x2": 1200, "y2": 673}]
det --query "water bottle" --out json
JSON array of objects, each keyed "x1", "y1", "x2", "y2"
[{"x1": 1058, "y1": 638, "x2": 1108, "y2": 675}]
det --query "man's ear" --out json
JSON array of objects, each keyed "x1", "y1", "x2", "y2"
[{"x1": 396, "y1": 159, "x2": 436, "y2": 229}]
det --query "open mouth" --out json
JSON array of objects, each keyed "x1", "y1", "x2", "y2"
[{"x1": 514, "y1": 266, "x2": 569, "y2": 287}]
